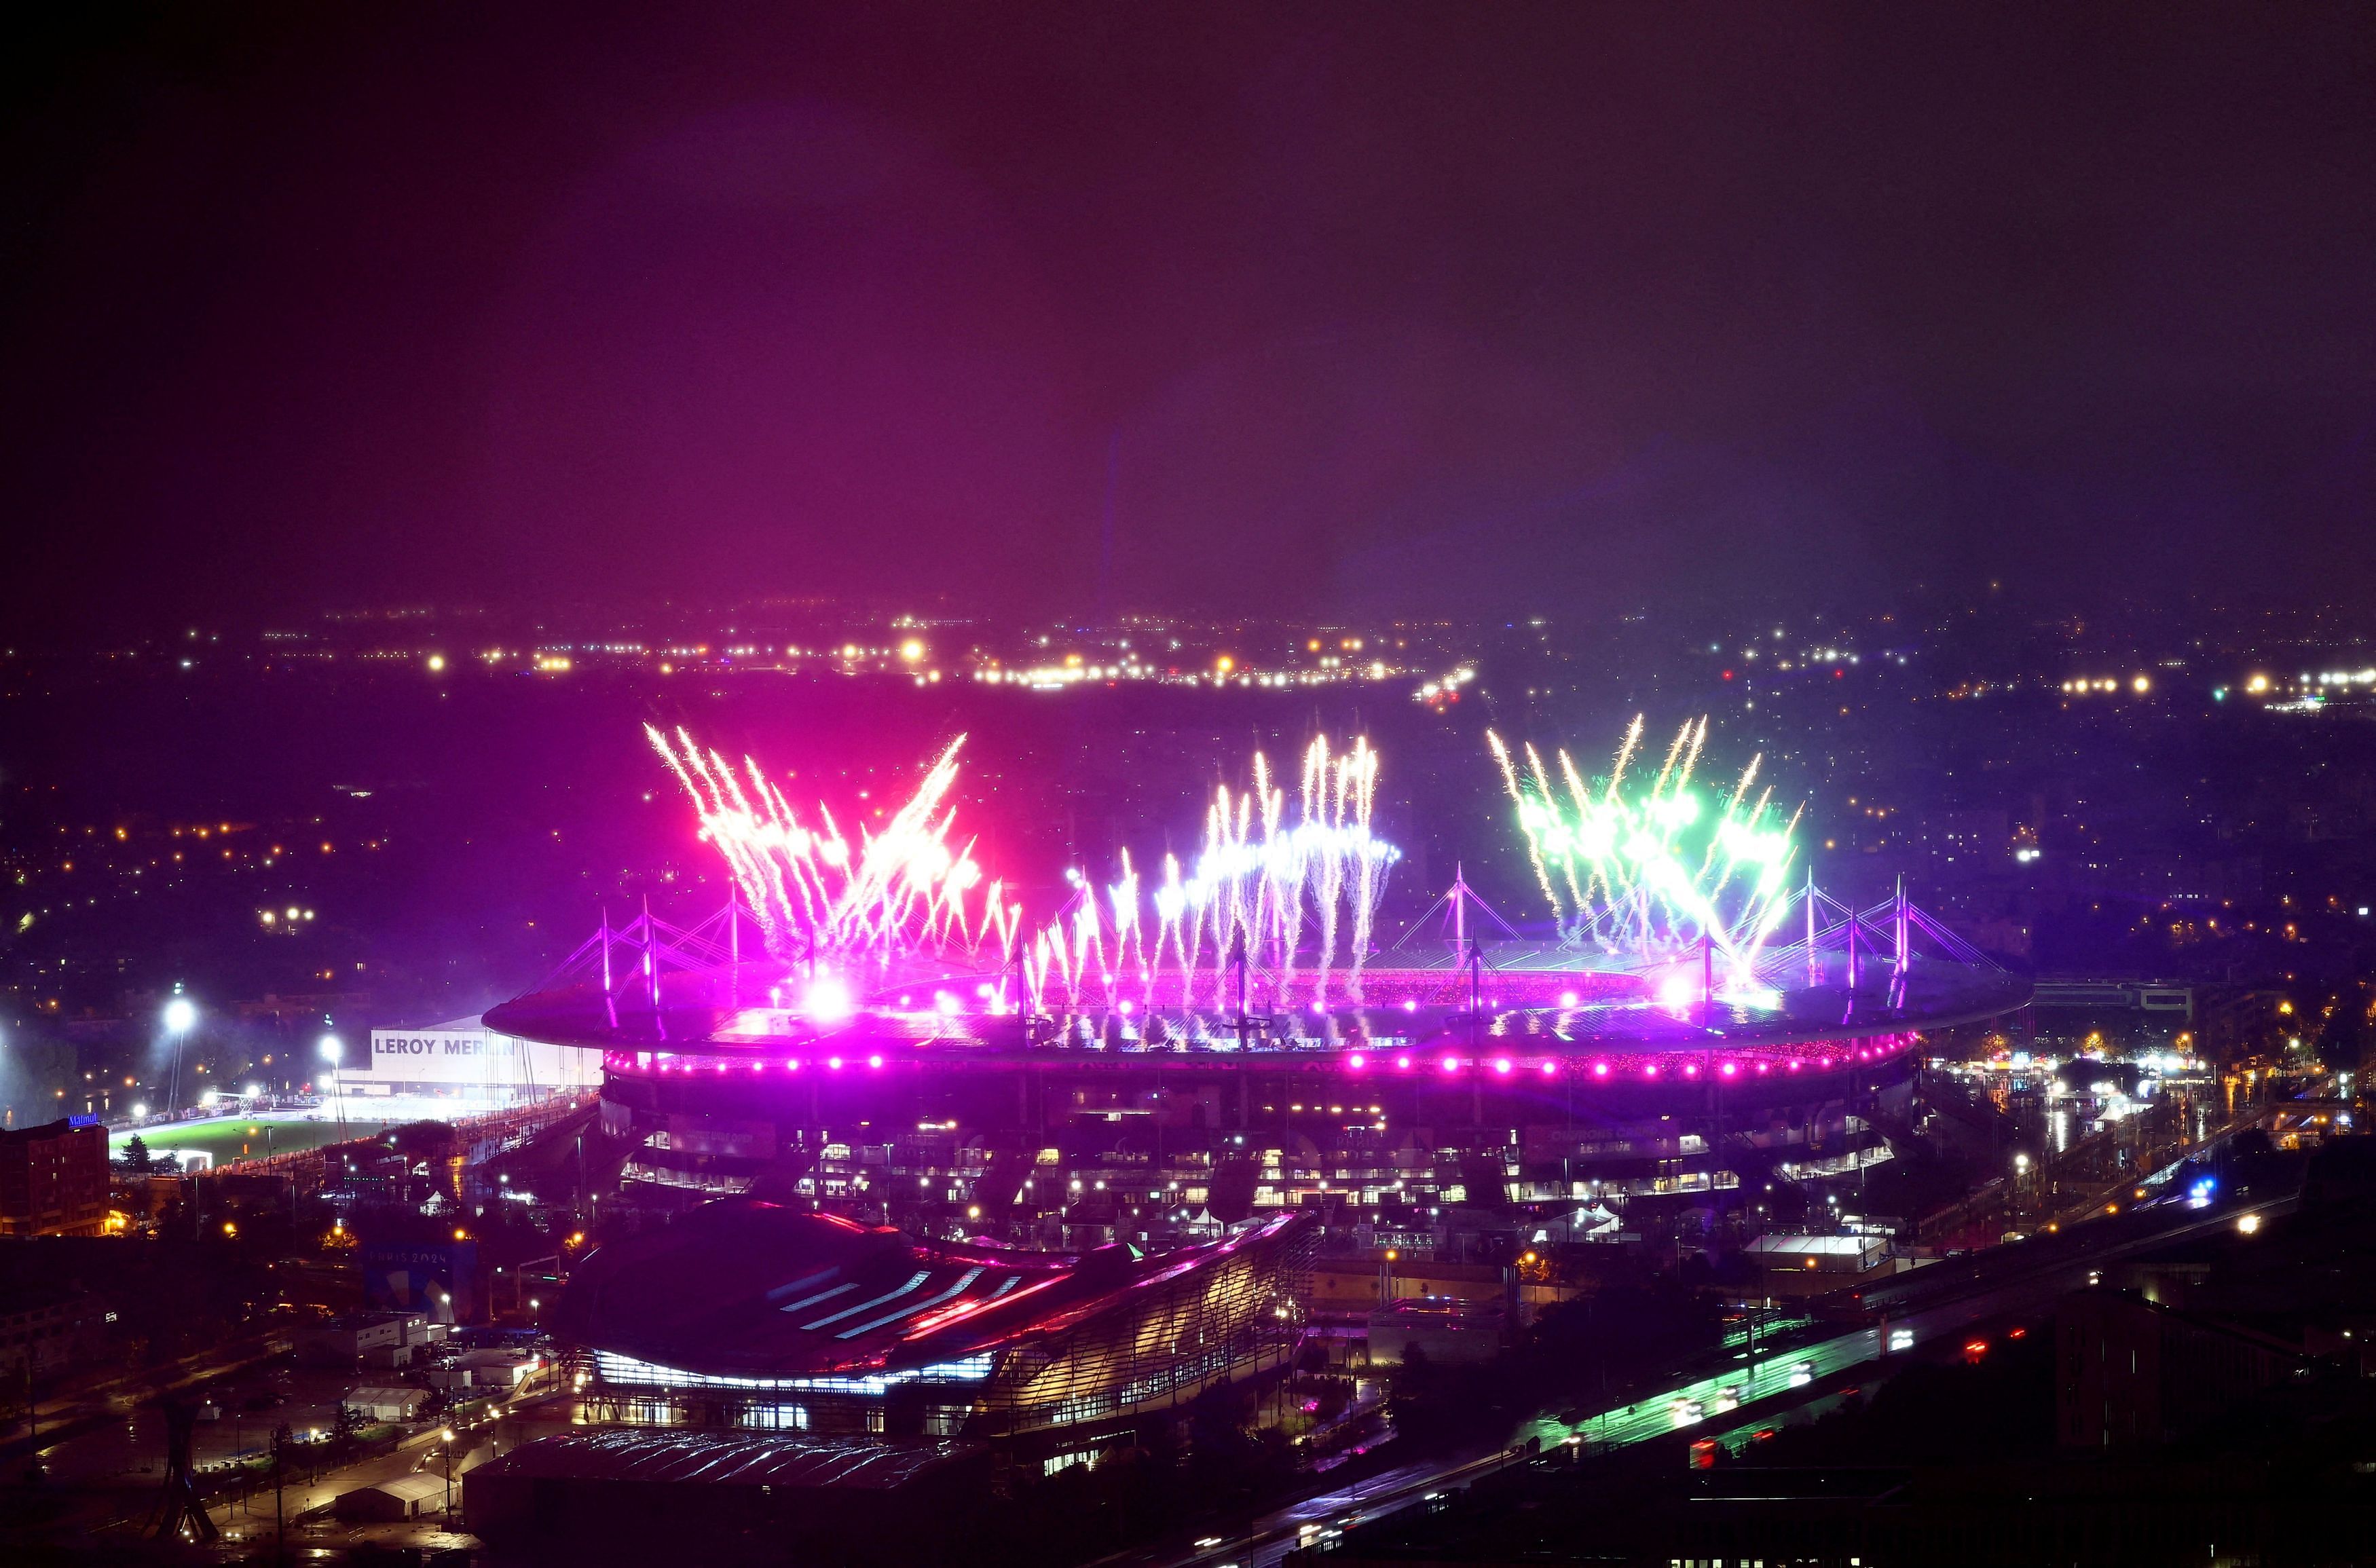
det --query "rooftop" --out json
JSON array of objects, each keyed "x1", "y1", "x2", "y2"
[{"x1": 558, "y1": 1199, "x2": 1314, "y2": 1383}]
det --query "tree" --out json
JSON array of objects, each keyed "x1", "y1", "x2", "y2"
[{"x1": 122, "y1": 1136, "x2": 151, "y2": 1173}]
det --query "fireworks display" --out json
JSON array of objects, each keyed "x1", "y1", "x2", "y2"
[
  {"x1": 613, "y1": 713, "x2": 2011, "y2": 1059},
  {"x1": 1024, "y1": 736, "x2": 1399, "y2": 1016},
  {"x1": 646, "y1": 725, "x2": 1019, "y2": 969},
  {"x1": 1489, "y1": 717, "x2": 1802, "y2": 982},
  {"x1": 648, "y1": 726, "x2": 1398, "y2": 1020}
]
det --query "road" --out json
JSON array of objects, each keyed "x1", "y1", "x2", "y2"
[
  {"x1": 1113, "y1": 1447, "x2": 1529, "y2": 1568},
  {"x1": 205, "y1": 1377, "x2": 574, "y2": 1552},
  {"x1": 1136, "y1": 1189, "x2": 2293, "y2": 1568}
]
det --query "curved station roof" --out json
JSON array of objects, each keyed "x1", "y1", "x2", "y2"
[{"x1": 557, "y1": 1200, "x2": 1311, "y2": 1384}]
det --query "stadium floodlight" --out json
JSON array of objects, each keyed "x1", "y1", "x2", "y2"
[
  {"x1": 163, "y1": 990, "x2": 197, "y2": 1119},
  {"x1": 318, "y1": 1034, "x2": 343, "y2": 1062}
]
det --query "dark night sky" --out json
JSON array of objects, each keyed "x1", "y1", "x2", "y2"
[{"x1": 4, "y1": 5, "x2": 2373, "y2": 637}]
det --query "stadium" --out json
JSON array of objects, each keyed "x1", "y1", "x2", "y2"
[
  {"x1": 488, "y1": 878, "x2": 2026, "y2": 1217},
  {"x1": 489, "y1": 721, "x2": 2030, "y2": 1245},
  {"x1": 487, "y1": 720, "x2": 2029, "y2": 1451}
]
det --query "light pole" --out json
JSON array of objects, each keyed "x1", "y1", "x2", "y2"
[
  {"x1": 163, "y1": 991, "x2": 197, "y2": 1119},
  {"x1": 439, "y1": 1427, "x2": 455, "y2": 1518},
  {"x1": 318, "y1": 1034, "x2": 346, "y2": 1144}
]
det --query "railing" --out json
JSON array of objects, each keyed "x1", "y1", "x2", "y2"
[{"x1": 200, "y1": 1092, "x2": 596, "y2": 1190}]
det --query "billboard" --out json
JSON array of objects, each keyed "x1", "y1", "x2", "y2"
[
  {"x1": 363, "y1": 1239, "x2": 478, "y2": 1322},
  {"x1": 344, "y1": 1018, "x2": 599, "y2": 1094}
]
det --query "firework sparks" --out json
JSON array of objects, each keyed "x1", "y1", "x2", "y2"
[
  {"x1": 1025, "y1": 736, "x2": 1398, "y2": 1016},
  {"x1": 646, "y1": 726, "x2": 1011, "y2": 969},
  {"x1": 650, "y1": 725, "x2": 1396, "y2": 1024},
  {"x1": 1490, "y1": 719, "x2": 1801, "y2": 982}
]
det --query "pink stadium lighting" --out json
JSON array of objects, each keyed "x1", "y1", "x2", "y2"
[
  {"x1": 1441, "y1": 1055, "x2": 1460, "y2": 1072},
  {"x1": 802, "y1": 975, "x2": 857, "y2": 1024},
  {"x1": 868, "y1": 1053, "x2": 885, "y2": 1070},
  {"x1": 1396, "y1": 1055, "x2": 1411, "y2": 1070},
  {"x1": 827, "y1": 1056, "x2": 844, "y2": 1070},
  {"x1": 1347, "y1": 1053, "x2": 1366, "y2": 1070},
  {"x1": 1721, "y1": 1062, "x2": 1738, "y2": 1077},
  {"x1": 1592, "y1": 1062, "x2": 1610, "y2": 1077},
  {"x1": 1493, "y1": 1058, "x2": 1512, "y2": 1075}
]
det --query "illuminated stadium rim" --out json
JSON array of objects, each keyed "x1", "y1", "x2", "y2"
[
  {"x1": 598, "y1": 1029, "x2": 1926, "y2": 1081},
  {"x1": 496, "y1": 959, "x2": 2026, "y2": 1053}
]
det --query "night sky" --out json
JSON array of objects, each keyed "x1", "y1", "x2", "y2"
[{"x1": 5, "y1": 6, "x2": 2373, "y2": 637}]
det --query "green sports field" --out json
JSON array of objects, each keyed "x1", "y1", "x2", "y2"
[{"x1": 111, "y1": 1114, "x2": 402, "y2": 1166}]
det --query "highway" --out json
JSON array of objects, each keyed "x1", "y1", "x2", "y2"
[
  {"x1": 1520, "y1": 1188, "x2": 2293, "y2": 1455},
  {"x1": 1133, "y1": 1189, "x2": 2293, "y2": 1568}
]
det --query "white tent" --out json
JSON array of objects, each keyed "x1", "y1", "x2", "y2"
[
  {"x1": 334, "y1": 1473, "x2": 447, "y2": 1521},
  {"x1": 341, "y1": 1386, "x2": 428, "y2": 1422}
]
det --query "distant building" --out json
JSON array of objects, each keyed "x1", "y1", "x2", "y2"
[
  {"x1": 2055, "y1": 1290, "x2": 2303, "y2": 1449},
  {"x1": 1309, "y1": 1256, "x2": 1506, "y2": 1320},
  {"x1": 1741, "y1": 1232, "x2": 1896, "y2": 1296},
  {"x1": 341, "y1": 1016, "x2": 599, "y2": 1104},
  {"x1": 340, "y1": 1386, "x2": 430, "y2": 1424},
  {"x1": 333, "y1": 1473, "x2": 445, "y2": 1522},
  {"x1": 1365, "y1": 1295, "x2": 1507, "y2": 1364},
  {"x1": 2030, "y1": 977, "x2": 2196, "y2": 1052},
  {"x1": 0, "y1": 1287, "x2": 109, "y2": 1379},
  {"x1": 296, "y1": 1311, "x2": 441, "y2": 1368},
  {"x1": 0, "y1": 1119, "x2": 109, "y2": 1237},
  {"x1": 430, "y1": 1348, "x2": 539, "y2": 1391}
]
